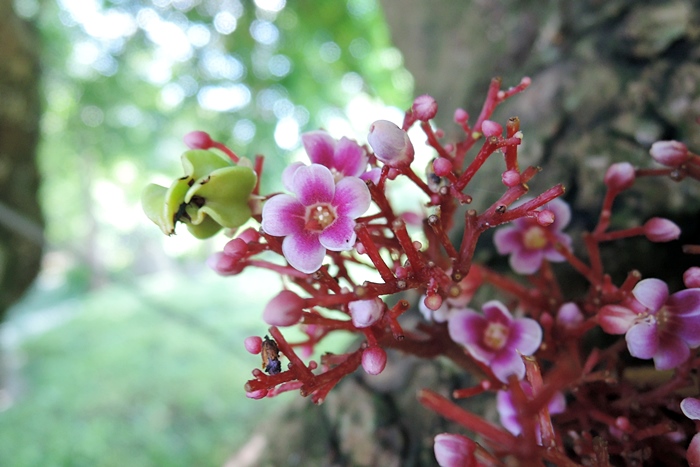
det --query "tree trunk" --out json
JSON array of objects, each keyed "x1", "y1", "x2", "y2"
[{"x1": 0, "y1": 0, "x2": 43, "y2": 320}]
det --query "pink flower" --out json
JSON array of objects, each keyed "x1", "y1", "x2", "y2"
[
  {"x1": 448, "y1": 300, "x2": 542, "y2": 382},
  {"x1": 349, "y1": 298, "x2": 384, "y2": 328},
  {"x1": 496, "y1": 382, "x2": 566, "y2": 441},
  {"x1": 494, "y1": 198, "x2": 572, "y2": 274},
  {"x1": 433, "y1": 433, "x2": 477, "y2": 467},
  {"x1": 262, "y1": 164, "x2": 371, "y2": 273},
  {"x1": 301, "y1": 131, "x2": 369, "y2": 180},
  {"x1": 598, "y1": 278, "x2": 700, "y2": 370}
]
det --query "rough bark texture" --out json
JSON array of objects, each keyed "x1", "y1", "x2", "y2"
[
  {"x1": 239, "y1": 2, "x2": 700, "y2": 465},
  {"x1": 0, "y1": 0, "x2": 43, "y2": 321}
]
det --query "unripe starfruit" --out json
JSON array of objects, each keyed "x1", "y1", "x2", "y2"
[{"x1": 142, "y1": 149, "x2": 257, "y2": 238}]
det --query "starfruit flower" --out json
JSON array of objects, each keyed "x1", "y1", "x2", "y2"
[{"x1": 142, "y1": 149, "x2": 257, "y2": 239}]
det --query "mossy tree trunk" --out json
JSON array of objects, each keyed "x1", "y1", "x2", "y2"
[{"x1": 0, "y1": 0, "x2": 43, "y2": 320}]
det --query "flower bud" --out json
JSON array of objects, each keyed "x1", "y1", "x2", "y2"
[
  {"x1": 412, "y1": 94, "x2": 438, "y2": 121},
  {"x1": 246, "y1": 389, "x2": 268, "y2": 399},
  {"x1": 453, "y1": 108, "x2": 468, "y2": 124},
  {"x1": 361, "y1": 346, "x2": 387, "y2": 375},
  {"x1": 556, "y1": 302, "x2": 583, "y2": 330},
  {"x1": 650, "y1": 140, "x2": 689, "y2": 167},
  {"x1": 244, "y1": 336, "x2": 263, "y2": 354},
  {"x1": 432, "y1": 157, "x2": 453, "y2": 177},
  {"x1": 536, "y1": 209, "x2": 555, "y2": 226},
  {"x1": 684, "y1": 267, "x2": 700, "y2": 288},
  {"x1": 423, "y1": 294, "x2": 443, "y2": 311},
  {"x1": 263, "y1": 290, "x2": 305, "y2": 326},
  {"x1": 502, "y1": 169, "x2": 520, "y2": 187},
  {"x1": 207, "y1": 251, "x2": 245, "y2": 276},
  {"x1": 604, "y1": 162, "x2": 635, "y2": 192},
  {"x1": 643, "y1": 217, "x2": 680, "y2": 242},
  {"x1": 433, "y1": 433, "x2": 477, "y2": 467},
  {"x1": 223, "y1": 238, "x2": 249, "y2": 259},
  {"x1": 349, "y1": 298, "x2": 384, "y2": 328},
  {"x1": 681, "y1": 397, "x2": 700, "y2": 420},
  {"x1": 183, "y1": 131, "x2": 214, "y2": 149},
  {"x1": 368, "y1": 120, "x2": 415, "y2": 167},
  {"x1": 481, "y1": 120, "x2": 503, "y2": 137}
]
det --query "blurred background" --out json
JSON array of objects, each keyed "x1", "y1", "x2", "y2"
[{"x1": 0, "y1": 0, "x2": 412, "y2": 465}]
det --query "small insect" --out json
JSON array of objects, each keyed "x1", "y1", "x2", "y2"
[{"x1": 261, "y1": 335, "x2": 282, "y2": 375}]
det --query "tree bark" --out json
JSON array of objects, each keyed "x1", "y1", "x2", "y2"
[{"x1": 0, "y1": 0, "x2": 43, "y2": 320}]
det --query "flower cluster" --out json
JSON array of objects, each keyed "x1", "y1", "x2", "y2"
[{"x1": 143, "y1": 77, "x2": 700, "y2": 466}]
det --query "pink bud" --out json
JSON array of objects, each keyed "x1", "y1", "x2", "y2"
[
  {"x1": 481, "y1": 120, "x2": 503, "y2": 137},
  {"x1": 604, "y1": 162, "x2": 636, "y2": 192},
  {"x1": 650, "y1": 140, "x2": 689, "y2": 167},
  {"x1": 643, "y1": 217, "x2": 680, "y2": 242},
  {"x1": 412, "y1": 94, "x2": 438, "y2": 121},
  {"x1": 367, "y1": 120, "x2": 415, "y2": 167},
  {"x1": 244, "y1": 336, "x2": 263, "y2": 354},
  {"x1": 453, "y1": 108, "x2": 469, "y2": 124},
  {"x1": 434, "y1": 433, "x2": 477, "y2": 467},
  {"x1": 684, "y1": 267, "x2": 700, "y2": 288},
  {"x1": 263, "y1": 290, "x2": 305, "y2": 326},
  {"x1": 207, "y1": 251, "x2": 245, "y2": 276},
  {"x1": 246, "y1": 389, "x2": 268, "y2": 399},
  {"x1": 349, "y1": 298, "x2": 384, "y2": 328},
  {"x1": 223, "y1": 238, "x2": 249, "y2": 259},
  {"x1": 361, "y1": 346, "x2": 387, "y2": 375},
  {"x1": 423, "y1": 294, "x2": 443, "y2": 311},
  {"x1": 536, "y1": 209, "x2": 555, "y2": 226},
  {"x1": 432, "y1": 157, "x2": 453, "y2": 176},
  {"x1": 183, "y1": 130, "x2": 214, "y2": 149},
  {"x1": 556, "y1": 302, "x2": 584, "y2": 330},
  {"x1": 501, "y1": 169, "x2": 520, "y2": 187},
  {"x1": 237, "y1": 227, "x2": 260, "y2": 243}
]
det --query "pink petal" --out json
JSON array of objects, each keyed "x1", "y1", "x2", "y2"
[
  {"x1": 546, "y1": 198, "x2": 571, "y2": 231},
  {"x1": 653, "y1": 334, "x2": 689, "y2": 370},
  {"x1": 333, "y1": 176, "x2": 371, "y2": 218},
  {"x1": 319, "y1": 216, "x2": 356, "y2": 251},
  {"x1": 508, "y1": 318, "x2": 543, "y2": 356},
  {"x1": 626, "y1": 321, "x2": 658, "y2": 360},
  {"x1": 632, "y1": 278, "x2": 668, "y2": 312},
  {"x1": 448, "y1": 310, "x2": 491, "y2": 362},
  {"x1": 334, "y1": 137, "x2": 368, "y2": 177},
  {"x1": 302, "y1": 131, "x2": 336, "y2": 167},
  {"x1": 548, "y1": 391, "x2": 567, "y2": 414},
  {"x1": 494, "y1": 227, "x2": 521, "y2": 254},
  {"x1": 510, "y1": 248, "x2": 544, "y2": 274},
  {"x1": 434, "y1": 433, "x2": 477, "y2": 467},
  {"x1": 482, "y1": 300, "x2": 513, "y2": 325},
  {"x1": 681, "y1": 397, "x2": 700, "y2": 420},
  {"x1": 282, "y1": 162, "x2": 305, "y2": 191},
  {"x1": 290, "y1": 164, "x2": 335, "y2": 206},
  {"x1": 282, "y1": 231, "x2": 325, "y2": 274},
  {"x1": 688, "y1": 433, "x2": 700, "y2": 467},
  {"x1": 598, "y1": 304, "x2": 638, "y2": 334},
  {"x1": 491, "y1": 350, "x2": 526, "y2": 382},
  {"x1": 261, "y1": 194, "x2": 304, "y2": 236},
  {"x1": 668, "y1": 289, "x2": 700, "y2": 316},
  {"x1": 360, "y1": 167, "x2": 382, "y2": 185}
]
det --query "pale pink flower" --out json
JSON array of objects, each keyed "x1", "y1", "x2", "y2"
[
  {"x1": 448, "y1": 300, "x2": 542, "y2": 382},
  {"x1": 367, "y1": 120, "x2": 415, "y2": 167},
  {"x1": 599, "y1": 278, "x2": 700, "y2": 370},
  {"x1": 262, "y1": 164, "x2": 371, "y2": 273},
  {"x1": 301, "y1": 131, "x2": 369, "y2": 180},
  {"x1": 494, "y1": 198, "x2": 572, "y2": 274}
]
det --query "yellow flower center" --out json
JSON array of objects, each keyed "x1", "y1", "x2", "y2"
[
  {"x1": 305, "y1": 204, "x2": 336, "y2": 231},
  {"x1": 483, "y1": 321, "x2": 509, "y2": 351},
  {"x1": 523, "y1": 226, "x2": 548, "y2": 250}
]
